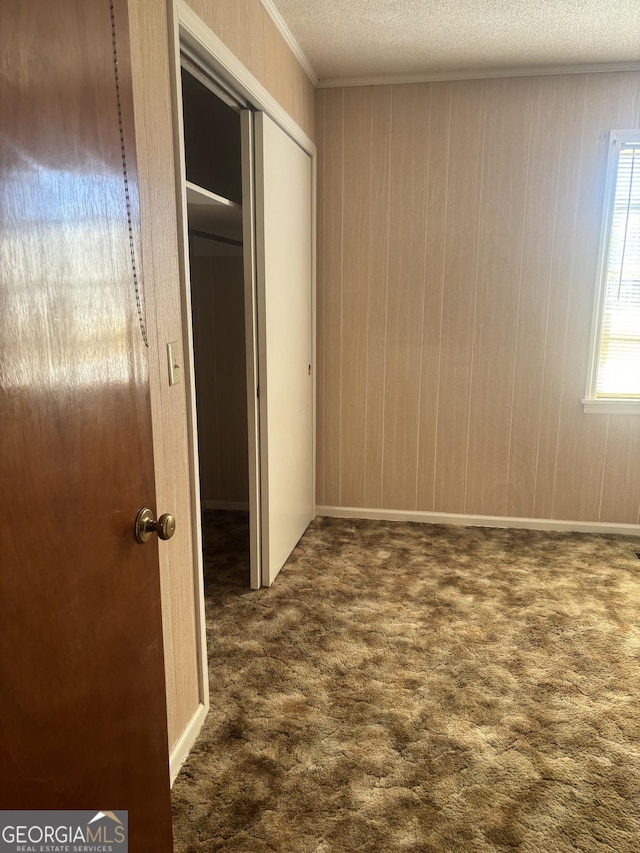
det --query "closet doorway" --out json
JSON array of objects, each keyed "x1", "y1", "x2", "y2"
[
  {"x1": 180, "y1": 62, "x2": 255, "y2": 588},
  {"x1": 154, "y1": 1, "x2": 317, "y2": 781},
  {"x1": 172, "y1": 30, "x2": 315, "y2": 596}
]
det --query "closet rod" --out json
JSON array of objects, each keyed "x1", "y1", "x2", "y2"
[{"x1": 189, "y1": 228, "x2": 243, "y2": 248}]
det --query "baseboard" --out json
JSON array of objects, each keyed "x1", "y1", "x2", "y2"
[
  {"x1": 202, "y1": 500, "x2": 249, "y2": 511},
  {"x1": 169, "y1": 702, "x2": 208, "y2": 786},
  {"x1": 316, "y1": 505, "x2": 640, "y2": 537}
]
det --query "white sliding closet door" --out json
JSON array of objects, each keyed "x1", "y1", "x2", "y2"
[{"x1": 254, "y1": 112, "x2": 314, "y2": 587}]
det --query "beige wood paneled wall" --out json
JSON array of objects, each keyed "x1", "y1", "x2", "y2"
[
  {"x1": 129, "y1": 0, "x2": 315, "y2": 754},
  {"x1": 185, "y1": 0, "x2": 315, "y2": 140},
  {"x1": 129, "y1": 0, "x2": 201, "y2": 754},
  {"x1": 316, "y1": 72, "x2": 640, "y2": 524},
  {"x1": 191, "y1": 255, "x2": 249, "y2": 506}
]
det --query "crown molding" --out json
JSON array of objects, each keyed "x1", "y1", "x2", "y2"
[
  {"x1": 317, "y1": 60, "x2": 640, "y2": 89},
  {"x1": 258, "y1": 0, "x2": 319, "y2": 86}
]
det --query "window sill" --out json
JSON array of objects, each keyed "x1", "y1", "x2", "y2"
[{"x1": 582, "y1": 398, "x2": 640, "y2": 414}]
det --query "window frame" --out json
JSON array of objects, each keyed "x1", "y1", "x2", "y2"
[{"x1": 583, "y1": 128, "x2": 640, "y2": 415}]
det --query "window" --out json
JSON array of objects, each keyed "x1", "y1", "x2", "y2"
[{"x1": 584, "y1": 130, "x2": 640, "y2": 414}]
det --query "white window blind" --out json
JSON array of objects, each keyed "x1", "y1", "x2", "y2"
[{"x1": 586, "y1": 131, "x2": 640, "y2": 408}]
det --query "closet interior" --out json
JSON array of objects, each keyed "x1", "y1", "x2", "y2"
[{"x1": 181, "y1": 63, "x2": 251, "y2": 584}]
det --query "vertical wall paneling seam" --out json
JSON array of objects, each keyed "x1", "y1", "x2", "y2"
[
  {"x1": 463, "y1": 80, "x2": 488, "y2": 513},
  {"x1": 550, "y1": 80, "x2": 588, "y2": 519},
  {"x1": 532, "y1": 77, "x2": 567, "y2": 516},
  {"x1": 380, "y1": 87, "x2": 393, "y2": 506},
  {"x1": 597, "y1": 416, "x2": 611, "y2": 521},
  {"x1": 414, "y1": 85, "x2": 433, "y2": 510},
  {"x1": 504, "y1": 78, "x2": 535, "y2": 514},
  {"x1": 363, "y1": 92, "x2": 373, "y2": 504},
  {"x1": 338, "y1": 89, "x2": 344, "y2": 504},
  {"x1": 432, "y1": 85, "x2": 453, "y2": 510}
]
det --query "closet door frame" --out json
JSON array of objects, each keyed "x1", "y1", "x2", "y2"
[
  {"x1": 169, "y1": 0, "x2": 317, "y2": 573},
  {"x1": 158, "y1": 0, "x2": 317, "y2": 767}
]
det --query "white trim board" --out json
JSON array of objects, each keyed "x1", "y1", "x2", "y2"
[
  {"x1": 317, "y1": 506, "x2": 640, "y2": 538},
  {"x1": 169, "y1": 702, "x2": 208, "y2": 785},
  {"x1": 317, "y1": 61, "x2": 640, "y2": 89},
  {"x1": 258, "y1": 0, "x2": 318, "y2": 86},
  {"x1": 582, "y1": 398, "x2": 640, "y2": 415}
]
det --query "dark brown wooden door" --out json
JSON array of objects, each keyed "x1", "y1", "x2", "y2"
[{"x1": 0, "y1": 1, "x2": 173, "y2": 850}]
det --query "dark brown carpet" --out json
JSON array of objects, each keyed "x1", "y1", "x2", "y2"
[{"x1": 172, "y1": 514, "x2": 640, "y2": 852}]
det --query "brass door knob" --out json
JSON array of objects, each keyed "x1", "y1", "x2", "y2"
[{"x1": 135, "y1": 507, "x2": 176, "y2": 543}]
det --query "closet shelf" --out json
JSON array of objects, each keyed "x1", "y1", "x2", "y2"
[{"x1": 185, "y1": 180, "x2": 243, "y2": 243}]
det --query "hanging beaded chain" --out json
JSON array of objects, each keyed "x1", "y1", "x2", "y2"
[{"x1": 109, "y1": 0, "x2": 149, "y2": 348}]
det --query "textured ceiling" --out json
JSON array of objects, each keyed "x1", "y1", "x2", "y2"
[{"x1": 271, "y1": 0, "x2": 640, "y2": 81}]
